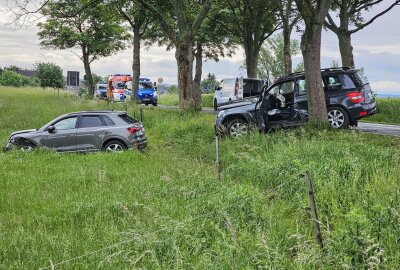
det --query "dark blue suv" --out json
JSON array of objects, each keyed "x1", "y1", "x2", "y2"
[
  {"x1": 137, "y1": 78, "x2": 158, "y2": 106},
  {"x1": 216, "y1": 67, "x2": 378, "y2": 137}
]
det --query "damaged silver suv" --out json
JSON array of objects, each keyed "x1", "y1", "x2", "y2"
[{"x1": 3, "y1": 111, "x2": 147, "y2": 152}]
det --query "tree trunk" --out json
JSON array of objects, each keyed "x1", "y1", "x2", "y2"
[
  {"x1": 193, "y1": 43, "x2": 203, "y2": 108},
  {"x1": 283, "y1": 26, "x2": 293, "y2": 75},
  {"x1": 338, "y1": 30, "x2": 354, "y2": 68},
  {"x1": 244, "y1": 43, "x2": 260, "y2": 78},
  {"x1": 301, "y1": 24, "x2": 328, "y2": 122},
  {"x1": 131, "y1": 18, "x2": 141, "y2": 102},
  {"x1": 82, "y1": 46, "x2": 94, "y2": 97},
  {"x1": 175, "y1": 41, "x2": 200, "y2": 111}
]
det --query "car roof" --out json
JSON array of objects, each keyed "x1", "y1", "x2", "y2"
[
  {"x1": 275, "y1": 67, "x2": 359, "y2": 83},
  {"x1": 63, "y1": 110, "x2": 126, "y2": 117}
]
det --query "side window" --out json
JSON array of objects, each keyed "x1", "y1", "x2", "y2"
[
  {"x1": 80, "y1": 116, "x2": 104, "y2": 128},
  {"x1": 279, "y1": 81, "x2": 295, "y2": 94},
  {"x1": 102, "y1": 115, "x2": 115, "y2": 126},
  {"x1": 326, "y1": 75, "x2": 342, "y2": 90},
  {"x1": 341, "y1": 74, "x2": 356, "y2": 89},
  {"x1": 53, "y1": 117, "x2": 78, "y2": 130},
  {"x1": 298, "y1": 79, "x2": 307, "y2": 95}
]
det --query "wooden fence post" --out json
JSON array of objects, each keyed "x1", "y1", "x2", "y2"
[
  {"x1": 215, "y1": 135, "x2": 220, "y2": 180},
  {"x1": 303, "y1": 171, "x2": 324, "y2": 250}
]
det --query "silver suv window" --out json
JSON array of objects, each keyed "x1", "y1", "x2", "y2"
[
  {"x1": 53, "y1": 117, "x2": 78, "y2": 130},
  {"x1": 80, "y1": 116, "x2": 103, "y2": 128}
]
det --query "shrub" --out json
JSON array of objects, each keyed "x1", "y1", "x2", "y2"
[
  {"x1": 168, "y1": 85, "x2": 178, "y2": 93},
  {"x1": 0, "y1": 70, "x2": 23, "y2": 87},
  {"x1": 35, "y1": 62, "x2": 64, "y2": 89}
]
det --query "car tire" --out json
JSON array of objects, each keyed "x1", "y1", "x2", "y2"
[
  {"x1": 226, "y1": 118, "x2": 249, "y2": 138},
  {"x1": 327, "y1": 106, "x2": 350, "y2": 129},
  {"x1": 18, "y1": 141, "x2": 36, "y2": 151},
  {"x1": 103, "y1": 140, "x2": 127, "y2": 152},
  {"x1": 214, "y1": 99, "x2": 218, "y2": 111},
  {"x1": 153, "y1": 102, "x2": 158, "y2": 106}
]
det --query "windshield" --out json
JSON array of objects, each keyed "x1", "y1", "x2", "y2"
[
  {"x1": 139, "y1": 82, "x2": 153, "y2": 89},
  {"x1": 113, "y1": 81, "x2": 126, "y2": 89},
  {"x1": 97, "y1": 85, "x2": 107, "y2": 90}
]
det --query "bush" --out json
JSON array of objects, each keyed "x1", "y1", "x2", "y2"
[
  {"x1": 0, "y1": 70, "x2": 23, "y2": 87},
  {"x1": 0, "y1": 70, "x2": 41, "y2": 87},
  {"x1": 21, "y1": 76, "x2": 40, "y2": 87},
  {"x1": 168, "y1": 85, "x2": 178, "y2": 93},
  {"x1": 35, "y1": 62, "x2": 64, "y2": 89}
]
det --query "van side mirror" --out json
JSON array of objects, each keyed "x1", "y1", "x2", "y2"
[
  {"x1": 215, "y1": 86, "x2": 222, "y2": 91},
  {"x1": 48, "y1": 126, "x2": 56, "y2": 133}
]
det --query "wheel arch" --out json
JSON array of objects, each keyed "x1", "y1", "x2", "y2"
[
  {"x1": 222, "y1": 114, "x2": 250, "y2": 126},
  {"x1": 14, "y1": 137, "x2": 38, "y2": 147},
  {"x1": 327, "y1": 104, "x2": 351, "y2": 118},
  {"x1": 102, "y1": 137, "x2": 128, "y2": 150}
]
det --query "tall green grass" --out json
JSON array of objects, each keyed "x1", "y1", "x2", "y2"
[
  {"x1": 158, "y1": 93, "x2": 214, "y2": 108},
  {"x1": 365, "y1": 98, "x2": 400, "y2": 125},
  {"x1": 1, "y1": 86, "x2": 400, "y2": 269}
]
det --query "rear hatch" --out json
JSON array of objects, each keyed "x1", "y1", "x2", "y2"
[
  {"x1": 118, "y1": 113, "x2": 146, "y2": 136},
  {"x1": 350, "y1": 71, "x2": 374, "y2": 104}
]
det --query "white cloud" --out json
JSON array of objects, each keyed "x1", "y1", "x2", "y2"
[
  {"x1": 356, "y1": 44, "x2": 400, "y2": 55},
  {"x1": 370, "y1": 81, "x2": 400, "y2": 95}
]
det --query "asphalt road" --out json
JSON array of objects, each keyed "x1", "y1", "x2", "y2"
[
  {"x1": 158, "y1": 105, "x2": 400, "y2": 137},
  {"x1": 352, "y1": 122, "x2": 400, "y2": 137}
]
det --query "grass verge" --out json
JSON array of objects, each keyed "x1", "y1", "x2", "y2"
[
  {"x1": 158, "y1": 93, "x2": 214, "y2": 108},
  {"x1": 1, "y1": 86, "x2": 400, "y2": 269},
  {"x1": 363, "y1": 98, "x2": 400, "y2": 125}
]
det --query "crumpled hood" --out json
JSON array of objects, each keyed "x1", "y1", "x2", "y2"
[{"x1": 10, "y1": 129, "x2": 37, "y2": 137}]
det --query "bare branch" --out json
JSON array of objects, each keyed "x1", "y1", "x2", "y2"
[
  {"x1": 135, "y1": 0, "x2": 176, "y2": 42},
  {"x1": 324, "y1": 12, "x2": 338, "y2": 33},
  {"x1": 350, "y1": 0, "x2": 400, "y2": 34}
]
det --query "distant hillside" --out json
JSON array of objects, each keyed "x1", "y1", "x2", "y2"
[{"x1": 376, "y1": 94, "x2": 400, "y2": 98}]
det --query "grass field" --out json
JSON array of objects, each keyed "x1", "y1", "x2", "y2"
[
  {"x1": 1, "y1": 86, "x2": 400, "y2": 269},
  {"x1": 158, "y1": 93, "x2": 214, "y2": 108},
  {"x1": 364, "y1": 98, "x2": 400, "y2": 125}
]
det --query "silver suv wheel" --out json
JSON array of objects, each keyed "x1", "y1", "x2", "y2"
[
  {"x1": 20, "y1": 145, "x2": 34, "y2": 151},
  {"x1": 104, "y1": 140, "x2": 126, "y2": 152}
]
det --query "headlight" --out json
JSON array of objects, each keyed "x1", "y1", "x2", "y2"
[
  {"x1": 153, "y1": 91, "x2": 158, "y2": 97},
  {"x1": 217, "y1": 110, "x2": 226, "y2": 118}
]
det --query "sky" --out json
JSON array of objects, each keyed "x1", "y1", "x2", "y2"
[{"x1": 0, "y1": 2, "x2": 400, "y2": 94}]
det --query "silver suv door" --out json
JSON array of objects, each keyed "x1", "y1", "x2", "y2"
[
  {"x1": 42, "y1": 116, "x2": 78, "y2": 152},
  {"x1": 76, "y1": 115, "x2": 108, "y2": 151}
]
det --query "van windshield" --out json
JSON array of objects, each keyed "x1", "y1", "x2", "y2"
[
  {"x1": 113, "y1": 81, "x2": 126, "y2": 89},
  {"x1": 139, "y1": 82, "x2": 153, "y2": 89}
]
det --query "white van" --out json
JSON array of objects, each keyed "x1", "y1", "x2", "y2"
[{"x1": 213, "y1": 78, "x2": 265, "y2": 110}]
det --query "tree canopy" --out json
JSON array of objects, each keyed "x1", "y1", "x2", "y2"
[
  {"x1": 37, "y1": 0, "x2": 129, "y2": 96},
  {"x1": 35, "y1": 62, "x2": 64, "y2": 88}
]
